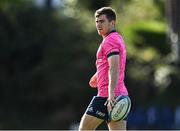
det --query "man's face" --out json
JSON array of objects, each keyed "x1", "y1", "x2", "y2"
[{"x1": 95, "y1": 14, "x2": 115, "y2": 37}]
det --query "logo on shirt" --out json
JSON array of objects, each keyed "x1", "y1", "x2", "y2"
[
  {"x1": 97, "y1": 58, "x2": 103, "y2": 63},
  {"x1": 96, "y1": 45, "x2": 103, "y2": 63}
]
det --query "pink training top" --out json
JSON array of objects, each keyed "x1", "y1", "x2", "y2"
[{"x1": 96, "y1": 31, "x2": 128, "y2": 97}]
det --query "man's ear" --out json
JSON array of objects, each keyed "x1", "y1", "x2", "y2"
[{"x1": 111, "y1": 20, "x2": 116, "y2": 26}]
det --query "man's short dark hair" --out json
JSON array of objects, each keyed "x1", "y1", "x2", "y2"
[{"x1": 95, "y1": 7, "x2": 116, "y2": 21}]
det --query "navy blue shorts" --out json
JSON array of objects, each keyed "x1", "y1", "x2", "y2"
[
  {"x1": 85, "y1": 96, "x2": 109, "y2": 121},
  {"x1": 85, "y1": 96, "x2": 129, "y2": 122}
]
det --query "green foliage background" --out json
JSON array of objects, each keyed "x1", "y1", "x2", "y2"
[{"x1": 0, "y1": 0, "x2": 179, "y2": 129}]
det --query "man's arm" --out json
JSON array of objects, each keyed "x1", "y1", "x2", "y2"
[{"x1": 107, "y1": 54, "x2": 120, "y2": 111}]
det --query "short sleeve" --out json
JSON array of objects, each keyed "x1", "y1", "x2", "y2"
[{"x1": 102, "y1": 41, "x2": 119, "y2": 58}]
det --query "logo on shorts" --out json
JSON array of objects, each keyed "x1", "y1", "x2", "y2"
[
  {"x1": 88, "y1": 107, "x2": 93, "y2": 112},
  {"x1": 96, "y1": 110, "x2": 105, "y2": 117}
]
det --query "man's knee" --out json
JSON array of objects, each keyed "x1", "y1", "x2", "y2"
[
  {"x1": 108, "y1": 120, "x2": 127, "y2": 130},
  {"x1": 78, "y1": 122, "x2": 85, "y2": 130},
  {"x1": 79, "y1": 116, "x2": 94, "y2": 130},
  {"x1": 79, "y1": 114, "x2": 103, "y2": 130},
  {"x1": 78, "y1": 120, "x2": 94, "y2": 130}
]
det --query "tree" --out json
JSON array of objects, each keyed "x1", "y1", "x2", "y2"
[{"x1": 166, "y1": 0, "x2": 180, "y2": 64}]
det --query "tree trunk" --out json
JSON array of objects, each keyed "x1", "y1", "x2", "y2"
[{"x1": 166, "y1": 0, "x2": 180, "y2": 64}]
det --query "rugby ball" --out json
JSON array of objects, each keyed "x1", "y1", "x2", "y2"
[{"x1": 109, "y1": 95, "x2": 131, "y2": 121}]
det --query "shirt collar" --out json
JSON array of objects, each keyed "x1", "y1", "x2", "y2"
[{"x1": 103, "y1": 29, "x2": 116, "y2": 39}]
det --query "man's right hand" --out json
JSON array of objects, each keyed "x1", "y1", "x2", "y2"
[{"x1": 89, "y1": 74, "x2": 97, "y2": 88}]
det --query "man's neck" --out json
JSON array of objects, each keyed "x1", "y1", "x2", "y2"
[{"x1": 102, "y1": 29, "x2": 116, "y2": 38}]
